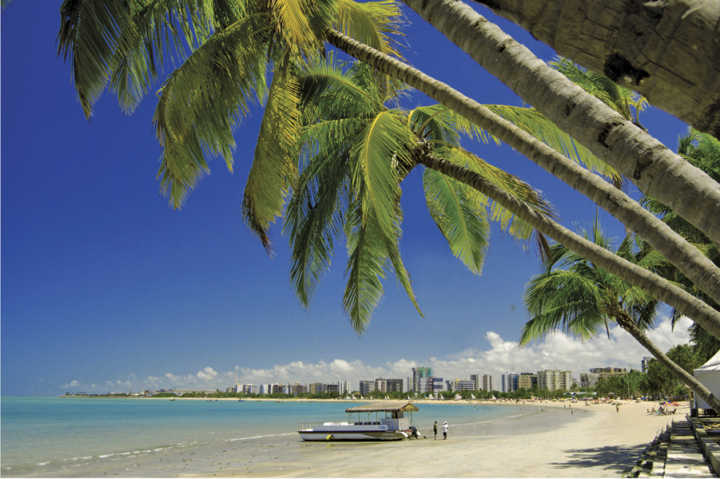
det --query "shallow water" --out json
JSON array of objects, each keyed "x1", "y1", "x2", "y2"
[{"x1": 1, "y1": 397, "x2": 582, "y2": 476}]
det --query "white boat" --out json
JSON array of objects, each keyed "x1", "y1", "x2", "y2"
[{"x1": 297, "y1": 401, "x2": 418, "y2": 441}]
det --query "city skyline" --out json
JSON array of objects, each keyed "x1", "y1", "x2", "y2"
[{"x1": 59, "y1": 316, "x2": 693, "y2": 395}]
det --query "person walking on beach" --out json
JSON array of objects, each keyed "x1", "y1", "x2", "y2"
[
  {"x1": 442, "y1": 420, "x2": 448, "y2": 440},
  {"x1": 433, "y1": 420, "x2": 438, "y2": 440}
]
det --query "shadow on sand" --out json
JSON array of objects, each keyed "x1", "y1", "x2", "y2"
[{"x1": 551, "y1": 444, "x2": 646, "y2": 474}]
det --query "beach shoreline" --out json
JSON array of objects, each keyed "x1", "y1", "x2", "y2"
[
  {"x1": 193, "y1": 400, "x2": 681, "y2": 477},
  {"x1": 7, "y1": 397, "x2": 682, "y2": 477}
]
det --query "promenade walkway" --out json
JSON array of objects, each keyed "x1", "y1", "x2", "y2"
[{"x1": 628, "y1": 419, "x2": 715, "y2": 477}]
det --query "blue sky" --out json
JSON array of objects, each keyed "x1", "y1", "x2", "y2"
[{"x1": 2, "y1": 2, "x2": 690, "y2": 395}]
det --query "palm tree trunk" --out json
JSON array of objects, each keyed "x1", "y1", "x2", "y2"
[
  {"x1": 399, "y1": 0, "x2": 720, "y2": 248},
  {"x1": 471, "y1": 0, "x2": 720, "y2": 139},
  {"x1": 325, "y1": 29, "x2": 720, "y2": 309},
  {"x1": 417, "y1": 151, "x2": 720, "y2": 340},
  {"x1": 615, "y1": 312, "x2": 720, "y2": 412}
]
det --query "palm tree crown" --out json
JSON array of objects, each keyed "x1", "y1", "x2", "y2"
[
  {"x1": 522, "y1": 220, "x2": 660, "y2": 344},
  {"x1": 288, "y1": 59, "x2": 556, "y2": 331}
]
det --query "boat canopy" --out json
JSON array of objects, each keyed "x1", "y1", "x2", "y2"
[{"x1": 345, "y1": 401, "x2": 419, "y2": 413}]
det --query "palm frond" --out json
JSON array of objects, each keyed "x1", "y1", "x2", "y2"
[
  {"x1": 58, "y1": 0, "x2": 222, "y2": 117},
  {"x1": 343, "y1": 197, "x2": 389, "y2": 332},
  {"x1": 423, "y1": 168, "x2": 489, "y2": 274},
  {"x1": 485, "y1": 105, "x2": 620, "y2": 182},
  {"x1": 438, "y1": 146, "x2": 554, "y2": 241},
  {"x1": 58, "y1": 0, "x2": 134, "y2": 117},
  {"x1": 285, "y1": 146, "x2": 349, "y2": 306},
  {"x1": 406, "y1": 104, "x2": 461, "y2": 146},
  {"x1": 333, "y1": 0, "x2": 405, "y2": 96},
  {"x1": 243, "y1": 63, "x2": 302, "y2": 250},
  {"x1": 270, "y1": 0, "x2": 322, "y2": 53},
  {"x1": 333, "y1": 0, "x2": 403, "y2": 57},
  {"x1": 154, "y1": 14, "x2": 271, "y2": 207},
  {"x1": 351, "y1": 110, "x2": 410, "y2": 241},
  {"x1": 382, "y1": 206, "x2": 423, "y2": 317},
  {"x1": 297, "y1": 60, "x2": 383, "y2": 119},
  {"x1": 522, "y1": 270, "x2": 606, "y2": 343}
]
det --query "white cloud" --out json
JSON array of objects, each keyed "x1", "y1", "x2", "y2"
[
  {"x1": 62, "y1": 316, "x2": 694, "y2": 393},
  {"x1": 196, "y1": 367, "x2": 218, "y2": 381}
]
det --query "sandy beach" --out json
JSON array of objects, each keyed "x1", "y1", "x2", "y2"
[{"x1": 197, "y1": 400, "x2": 680, "y2": 477}]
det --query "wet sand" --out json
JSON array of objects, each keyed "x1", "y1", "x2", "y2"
[{"x1": 193, "y1": 400, "x2": 680, "y2": 477}]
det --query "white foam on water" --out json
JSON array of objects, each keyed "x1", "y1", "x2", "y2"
[
  {"x1": 98, "y1": 453, "x2": 115, "y2": 459},
  {"x1": 36, "y1": 461, "x2": 50, "y2": 466},
  {"x1": 227, "y1": 432, "x2": 295, "y2": 442}
]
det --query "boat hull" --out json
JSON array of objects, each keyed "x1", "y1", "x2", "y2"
[{"x1": 298, "y1": 430, "x2": 407, "y2": 441}]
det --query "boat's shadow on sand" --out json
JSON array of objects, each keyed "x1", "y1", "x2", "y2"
[{"x1": 551, "y1": 445, "x2": 646, "y2": 473}]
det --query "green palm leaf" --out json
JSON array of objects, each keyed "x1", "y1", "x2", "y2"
[
  {"x1": 440, "y1": 146, "x2": 554, "y2": 241},
  {"x1": 334, "y1": 0, "x2": 403, "y2": 57},
  {"x1": 243, "y1": 63, "x2": 302, "y2": 250},
  {"x1": 522, "y1": 270, "x2": 606, "y2": 344},
  {"x1": 423, "y1": 168, "x2": 489, "y2": 274},
  {"x1": 285, "y1": 146, "x2": 350, "y2": 306},
  {"x1": 297, "y1": 60, "x2": 383, "y2": 120},
  {"x1": 485, "y1": 105, "x2": 620, "y2": 182},
  {"x1": 58, "y1": 0, "x2": 220, "y2": 117},
  {"x1": 351, "y1": 110, "x2": 410, "y2": 241},
  {"x1": 271, "y1": 0, "x2": 333, "y2": 54},
  {"x1": 58, "y1": 0, "x2": 134, "y2": 117},
  {"x1": 154, "y1": 13, "x2": 271, "y2": 207},
  {"x1": 343, "y1": 196, "x2": 389, "y2": 332},
  {"x1": 407, "y1": 104, "x2": 462, "y2": 146}
]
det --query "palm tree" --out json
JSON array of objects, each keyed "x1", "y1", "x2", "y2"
[
  {"x1": 57, "y1": 0, "x2": 404, "y2": 248},
  {"x1": 324, "y1": 31, "x2": 720, "y2": 337},
  {"x1": 521, "y1": 221, "x2": 720, "y2": 410},
  {"x1": 57, "y1": 1, "x2": 720, "y2": 335},
  {"x1": 399, "y1": 0, "x2": 720, "y2": 247},
  {"x1": 287, "y1": 59, "x2": 554, "y2": 329},
  {"x1": 641, "y1": 130, "x2": 720, "y2": 361},
  {"x1": 287, "y1": 58, "x2": 720, "y2": 342},
  {"x1": 469, "y1": 0, "x2": 720, "y2": 139}
]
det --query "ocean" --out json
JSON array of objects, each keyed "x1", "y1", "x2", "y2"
[{"x1": 1, "y1": 397, "x2": 578, "y2": 476}]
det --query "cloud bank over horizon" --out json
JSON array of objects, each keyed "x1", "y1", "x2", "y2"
[{"x1": 63, "y1": 316, "x2": 694, "y2": 393}]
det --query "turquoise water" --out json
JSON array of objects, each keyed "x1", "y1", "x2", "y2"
[{"x1": 1, "y1": 397, "x2": 574, "y2": 476}]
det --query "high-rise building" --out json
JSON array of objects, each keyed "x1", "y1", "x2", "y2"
[
  {"x1": 359, "y1": 380, "x2": 375, "y2": 396},
  {"x1": 386, "y1": 379, "x2": 403, "y2": 393},
  {"x1": 326, "y1": 384, "x2": 340, "y2": 395},
  {"x1": 412, "y1": 367, "x2": 432, "y2": 392},
  {"x1": 375, "y1": 378, "x2": 387, "y2": 393},
  {"x1": 482, "y1": 374, "x2": 493, "y2": 391},
  {"x1": 430, "y1": 377, "x2": 444, "y2": 394},
  {"x1": 288, "y1": 383, "x2": 306, "y2": 395},
  {"x1": 502, "y1": 373, "x2": 519, "y2": 392},
  {"x1": 309, "y1": 383, "x2": 326, "y2": 394},
  {"x1": 590, "y1": 367, "x2": 627, "y2": 380},
  {"x1": 242, "y1": 384, "x2": 260, "y2": 394},
  {"x1": 470, "y1": 374, "x2": 480, "y2": 390},
  {"x1": 537, "y1": 370, "x2": 572, "y2": 391},
  {"x1": 451, "y1": 379, "x2": 475, "y2": 391},
  {"x1": 518, "y1": 372, "x2": 537, "y2": 390}
]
